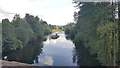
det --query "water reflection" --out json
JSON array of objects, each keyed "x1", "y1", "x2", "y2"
[
  {"x1": 33, "y1": 31, "x2": 77, "y2": 66},
  {"x1": 38, "y1": 56, "x2": 53, "y2": 66},
  {"x1": 2, "y1": 31, "x2": 101, "y2": 66},
  {"x1": 3, "y1": 41, "x2": 43, "y2": 64},
  {"x1": 72, "y1": 44, "x2": 101, "y2": 66},
  {"x1": 44, "y1": 31, "x2": 74, "y2": 49}
]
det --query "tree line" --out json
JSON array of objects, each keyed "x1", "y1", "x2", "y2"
[
  {"x1": 1, "y1": 14, "x2": 51, "y2": 53},
  {"x1": 65, "y1": 1, "x2": 120, "y2": 66}
]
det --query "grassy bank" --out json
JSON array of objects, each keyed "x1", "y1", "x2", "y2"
[{"x1": 52, "y1": 29, "x2": 63, "y2": 32}]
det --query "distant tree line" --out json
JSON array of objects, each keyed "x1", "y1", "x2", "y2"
[
  {"x1": 49, "y1": 24, "x2": 64, "y2": 30},
  {"x1": 65, "y1": 1, "x2": 120, "y2": 66},
  {"x1": 1, "y1": 14, "x2": 51, "y2": 53}
]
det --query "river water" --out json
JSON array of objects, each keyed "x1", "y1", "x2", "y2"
[
  {"x1": 33, "y1": 31, "x2": 77, "y2": 66},
  {"x1": 4, "y1": 31, "x2": 101, "y2": 66}
]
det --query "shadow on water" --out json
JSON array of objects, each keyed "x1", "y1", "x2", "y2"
[
  {"x1": 65, "y1": 36, "x2": 101, "y2": 66},
  {"x1": 2, "y1": 41, "x2": 43, "y2": 64},
  {"x1": 3, "y1": 32, "x2": 102, "y2": 66},
  {"x1": 72, "y1": 43, "x2": 102, "y2": 66}
]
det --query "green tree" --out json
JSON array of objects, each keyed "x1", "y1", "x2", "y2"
[
  {"x1": 12, "y1": 14, "x2": 34, "y2": 45},
  {"x1": 2, "y1": 14, "x2": 51, "y2": 53},
  {"x1": 25, "y1": 14, "x2": 44, "y2": 39},
  {"x1": 2, "y1": 19, "x2": 22, "y2": 52},
  {"x1": 65, "y1": 1, "x2": 119, "y2": 66}
]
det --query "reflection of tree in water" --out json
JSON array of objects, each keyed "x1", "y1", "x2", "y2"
[
  {"x1": 72, "y1": 43, "x2": 101, "y2": 66},
  {"x1": 65, "y1": 35, "x2": 71, "y2": 40},
  {"x1": 3, "y1": 40, "x2": 43, "y2": 64}
]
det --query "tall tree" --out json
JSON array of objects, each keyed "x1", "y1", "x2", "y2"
[
  {"x1": 65, "y1": 1, "x2": 119, "y2": 66},
  {"x1": 25, "y1": 14, "x2": 44, "y2": 39},
  {"x1": 12, "y1": 14, "x2": 34, "y2": 45},
  {"x1": 2, "y1": 14, "x2": 51, "y2": 53},
  {"x1": 117, "y1": 0, "x2": 120, "y2": 65},
  {"x1": 2, "y1": 19, "x2": 22, "y2": 52}
]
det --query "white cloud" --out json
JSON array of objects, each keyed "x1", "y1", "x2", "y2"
[
  {"x1": 40, "y1": 6, "x2": 75, "y2": 25},
  {"x1": 38, "y1": 56, "x2": 54, "y2": 66},
  {"x1": 0, "y1": 0, "x2": 75, "y2": 25},
  {"x1": 44, "y1": 32, "x2": 74, "y2": 49}
]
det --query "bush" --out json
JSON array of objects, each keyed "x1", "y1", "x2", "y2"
[{"x1": 51, "y1": 34, "x2": 59, "y2": 39}]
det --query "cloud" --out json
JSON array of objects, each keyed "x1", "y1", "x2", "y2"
[
  {"x1": 0, "y1": 7, "x2": 16, "y2": 21},
  {"x1": 0, "y1": 7, "x2": 15, "y2": 16},
  {"x1": 0, "y1": 0, "x2": 75, "y2": 25},
  {"x1": 41, "y1": 6, "x2": 75, "y2": 25},
  {"x1": 38, "y1": 56, "x2": 54, "y2": 66},
  {"x1": 44, "y1": 32, "x2": 74, "y2": 49}
]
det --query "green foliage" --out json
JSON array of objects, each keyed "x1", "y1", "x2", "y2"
[
  {"x1": 41, "y1": 21, "x2": 51, "y2": 35},
  {"x1": 64, "y1": 22, "x2": 76, "y2": 39},
  {"x1": 2, "y1": 19, "x2": 23, "y2": 52},
  {"x1": 12, "y1": 14, "x2": 35, "y2": 45},
  {"x1": 0, "y1": 23, "x2": 2, "y2": 54},
  {"x1": 42, "y1": 37, "x2": 47, "y2": 41},
  {"x1": 49, "y1": 24, "x2": 56, "y2": 29},
  {"x1": 25, "y1": 14, "x2": 44, "y2": 39},
  {"x1": 2, "y1": 14, "x2": 51, "y2": 53},
  {"x1": 51, "y1": 34, "x2": 59, "y2": 39},
  {"x1": 65, "y1": 2, "x2": 119, "y2": 66}
]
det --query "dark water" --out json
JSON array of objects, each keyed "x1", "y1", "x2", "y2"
[
  {"x1": 3, "y1": 31, "x2": 101, "y2": 66},
  {"x1": 3, "y1": 40, "x2": 43, "y2": 64}
]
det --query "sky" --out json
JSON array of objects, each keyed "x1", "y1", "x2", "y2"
[{"x1": 0, "y1": 0, "x2": 75, "y2": 25}]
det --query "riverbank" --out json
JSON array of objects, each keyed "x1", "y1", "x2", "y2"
[
  {"x1": 52, "y1": 29, "x2": 63, "y2": 32},
  {"x1": 1, "y1": 60, "x2": 35, "y2": 66},
  {"x1": 1, "y1": 60, "x2": 42, "y2": 68}
]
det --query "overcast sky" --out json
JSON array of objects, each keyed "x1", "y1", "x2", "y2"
[{"x1": 0, "y1": 0, "x2": 75, "y2": 25}]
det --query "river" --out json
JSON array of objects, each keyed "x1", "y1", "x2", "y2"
[
  {"x1": 33, "y1": 31, "x2": 77, "y2": 66},
  {"x1": 3, "y1": 31, "x2": 101, "y2": 66}
]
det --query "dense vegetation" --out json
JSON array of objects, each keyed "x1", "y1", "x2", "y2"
[
  {"x1": 52, "y1": 29, "x2": 63, "y2": 32},
  {"x1": 64, "y1": 22, "x2": 76, "y2": 39},
  {"x1": 51, "y1": 34, "x2": 59, "y2": 39},
  {"x1": 2, "y1": 40, "x2": 43, "y2": 64},
  {"x1": 65, "y1": 1, "x2": 120, "y2": 66},
  {"x1": 0, "y1": 23, "x2": 2, "y2": 55},
  {"x1": 2, "y1": 14, "x2": 51, "y2": 53}
]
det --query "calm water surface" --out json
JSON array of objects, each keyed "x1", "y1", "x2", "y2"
[
  {"x1": 4, "y1": 31, "x2": 101, "y2": 66},
  {"x1": 33, "y1": 31, "x2": 77, "y2": 66}
]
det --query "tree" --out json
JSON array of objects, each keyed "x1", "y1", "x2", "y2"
[
  {"x1": 25, "y1": 14, "x2": 44, "y2": 39},
  {"x1": 65, "y1": 1, "x2": 119, "y2": 66},
  {"x1": 2, "y1": 19, "x2": 23, "y2": 52},
  {"x1": 117, "y1": 1, "x2": 120, "y2": 65},
  {"x1": 12, "y1": 14, "x2": 34, "y2": 45},
  {"x1": 2, "y1": 14, "x2": 51, "y2": 53}
]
